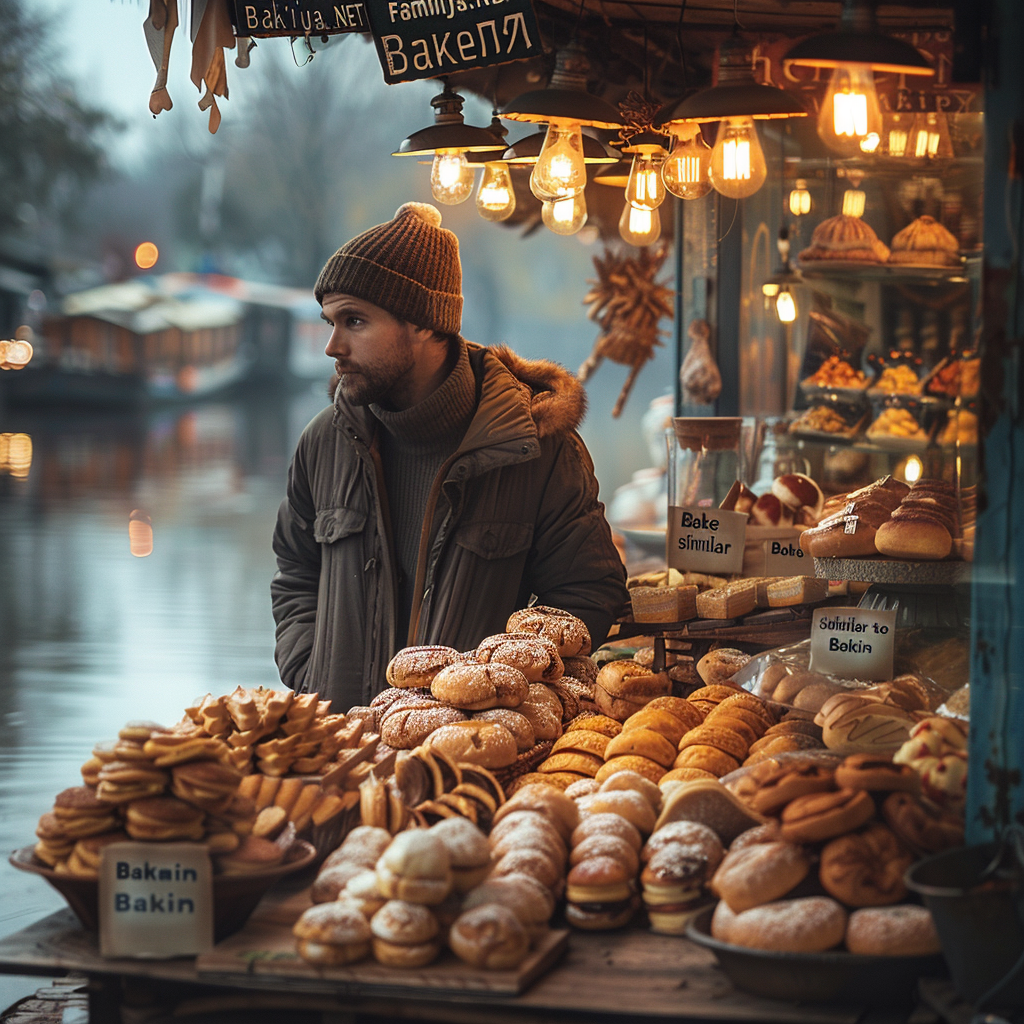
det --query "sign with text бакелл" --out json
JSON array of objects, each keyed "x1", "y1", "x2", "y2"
[{"x1": 364, "y1": 0, "x2": 542, "y2": 84}]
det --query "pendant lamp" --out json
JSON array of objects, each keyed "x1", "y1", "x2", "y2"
[
  {"x1": 783, "y1": 0, "x2": 934, "y2": 157},
  {"x1": 501, "y1": 46, "x2": 623, "y2": 204},
  {"x1": 762, "y1": 228, "x2": 802, "y2": 324},
  {"x1": 393, "y1": 86, "x2": 504, "y2": 205},
  {"x1": 657, "y1": 37, "x2": 806, "y2": 200}
]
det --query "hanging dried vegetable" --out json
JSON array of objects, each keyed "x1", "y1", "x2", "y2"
[{"x1": 578, "y1": 246, "x2": 674, "y2": 417}]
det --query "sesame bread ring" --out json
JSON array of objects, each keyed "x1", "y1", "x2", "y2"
[
  {"x1": 431, "y1": 662, "x2": 529, "y2": 711},
  {"x1": 474, "y1": 633, "x2": 564, "y2": 684},
  {"x1": 506, "y1": 606, "x2": 592, "y2": 657},
  {"x1": 386, "y1": 646, "x2": 460, "y2": 688}
]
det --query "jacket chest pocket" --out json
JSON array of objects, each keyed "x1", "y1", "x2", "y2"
[
  {"x1": 455, "y1": 520, "x2": 533, "y2": 559},
  {"x1": 314, "y1": 505, "x2": 367, "y2": 544}
]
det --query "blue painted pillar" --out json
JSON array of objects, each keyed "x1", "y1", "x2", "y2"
[{"x1": 965, "y1": 0, "x2": 1024, "y2": 841}]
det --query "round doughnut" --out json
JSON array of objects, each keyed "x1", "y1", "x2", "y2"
[
  {"x1": 845, "y1": 905, "x2": 942, "y2": 956},
  {"x1": 386, "y1": 646, "x2": 460, "y2": 688},
  {"x1": 598, "y1": 769, "x2": 662, "y2": 810},
  {"x1": 474, "y1": 633, "x2": 564, "y2": 683},
  {"x1": 711, "y1": 896, "x2": 847, "y2": 952},
  {"x1": 506, "y1": 606, "x2": 592, "y2": 657},
  {"x1": 490, "y1": 847, "x2": 564, "y2": 892},
  {"x1": 449, "y1": 904, "x2": 530, "y2": 970},
  {"x1": 430, "y1": 662, "x2": 529, "y2": 711},
  {"x1": 710, "y1": 841, "x2": 811, "y2": 913},
  {"x1": 819, "y1": 823, "x2": 914, "y2": 907}
]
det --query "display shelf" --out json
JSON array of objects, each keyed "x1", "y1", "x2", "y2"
[
  {"x1": 812, "y1": 556, "x2": 971, "y2": 586},
  {"x1": 797, "y1": 259, "x2": 979, "y2": 284}
]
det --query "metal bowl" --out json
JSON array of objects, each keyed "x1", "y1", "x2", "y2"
[{"x1": 685, "y1": 904, "x2": 946, "y2": 1005}]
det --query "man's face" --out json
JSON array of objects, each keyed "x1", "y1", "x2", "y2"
[{"x1": 321, "y1": 294, "x2": 418, "y2": 408}]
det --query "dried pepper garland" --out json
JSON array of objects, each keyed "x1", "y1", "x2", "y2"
[{"x1": 578, "y1": 245, "x2": 674, "y2": 417}]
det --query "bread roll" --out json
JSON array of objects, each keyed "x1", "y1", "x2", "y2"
[
  {"x1": 874, "y1": 514, "x2": 952, "y2": 560},
  {"x1": 386, "y1": 646, "x2": 460, "y2": 688},
  {"x1": 449, "y1": 904, "x2": 530, "y2": 969},
  {"x1": 430, "y1": 662, "x2": 529, "y2": 711},
  {"x1": 594, "y1": 662, "x2": 672, "y2": 721},
  {"x1": 425, "y1": 721, "x2": 518, "y2": 769},
  {"x1": 472, "y1": 708, "x2": 536, "y2": 751}
]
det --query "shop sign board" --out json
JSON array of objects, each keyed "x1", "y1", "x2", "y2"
[
  {"x1": 231, "y1": 1, "x2": 368, "y2": 37},
  {"x1": 809, "y1": 606, "x2": 897, "y2": 680},
  {"x1": 364, "y1": 0, "x2": 542, "y2": 85},
  {"x1": 99, "y1": 842, "x2": 213, "y2": 958},
  {"x1": 667, "y1": 506, "x2": 747, "y2": 575}
]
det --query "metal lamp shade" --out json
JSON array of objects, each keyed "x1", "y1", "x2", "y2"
[
  {"x1": 394, "y1": 121, "x2": 507, "y2": 157},
  {"x1": 501, "y1": 130, "x2": 618, "y2": 164},
  {"x1": 501, "y1": 88, "x2": 623, "y2": 129},
  {"x1": 660, "y1": 83, "x2": 807, "y2": 124},
  {"x1": 784, "y1": 32, "x2": 934, "y2": 76}
]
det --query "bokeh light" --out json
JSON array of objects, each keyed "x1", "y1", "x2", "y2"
[
  {"x1": 129, "y1": 509, "x2": 154, "y2": 557},
  {"x1": 134, "y1": 242, "x2": 159, "y2": 270}
]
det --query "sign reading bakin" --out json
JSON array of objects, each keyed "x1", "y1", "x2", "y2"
[
  {"x1": 99, "y1": 842, "x2": 213, "y2": 958},
  {"x1": 364, "y1": 0, "x2": 542, "y2": 84}
]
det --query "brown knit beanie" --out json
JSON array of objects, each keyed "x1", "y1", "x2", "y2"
[{"x1": 315, "y1": 202, "x2": 462, "y2": 335}]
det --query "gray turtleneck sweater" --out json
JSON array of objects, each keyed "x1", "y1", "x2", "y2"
[{"x1": 371, "y1": 339, "x2": 477, "y2": 644}]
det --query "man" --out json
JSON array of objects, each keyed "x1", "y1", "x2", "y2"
[{"x1": 271, "y1": 202, "x2": 628, "y2": 710}]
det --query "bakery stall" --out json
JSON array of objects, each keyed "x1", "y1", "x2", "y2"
[{"x1": 2, "y1": 0, "x2": 1023, "y2": 1021}]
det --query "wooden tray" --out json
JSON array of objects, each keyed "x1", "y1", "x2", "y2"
[
  {"x1": 196, "y1": 916, "x2": 569, "y2": 995},
  {"x1": 812, "y1": 556, "x2": 971, "y2": 586}
]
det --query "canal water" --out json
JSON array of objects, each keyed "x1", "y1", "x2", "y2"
[{"x1": 0, "y1": 386, "x2": 326, "y2": 1007}]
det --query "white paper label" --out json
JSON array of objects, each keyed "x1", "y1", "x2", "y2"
[
  {"x1": 762, "y1": 538, "x2": 809, "y2": 576},
  {"x1": 99, "y1": 842, "x2": 213, "y2": 959},
  {"x1": 667, "y1": 506, "x2": 747, "y2": 574},
  {"x1": 809, "y1": 606, "x2": 897, "y2": 681}
]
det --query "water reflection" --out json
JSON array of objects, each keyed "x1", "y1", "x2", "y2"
[{"x1": 0, "y1": 384, "x2": 327, "y2": 1005}]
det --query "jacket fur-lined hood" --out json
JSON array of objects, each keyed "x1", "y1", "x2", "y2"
[{"x1": 489, "y1": 344, "x2": 586, "y2": 438}]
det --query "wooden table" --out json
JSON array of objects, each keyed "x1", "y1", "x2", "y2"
[{"x1": 0, "y1": 877, "x2": 893, "y2": 1024}]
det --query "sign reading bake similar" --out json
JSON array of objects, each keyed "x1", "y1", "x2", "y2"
[
  {"x1": 364, "y1": 0, "x2": 542, "y2": 84},
  {"x1": 667, "y1": 506, "x2": 747, "y2": 575},
  {"x1": 99, "y1": 842, "x2": 213, "y2": 958},
  {"x1": 810, "y1": 607, "x2": 897, "y2": 681}
]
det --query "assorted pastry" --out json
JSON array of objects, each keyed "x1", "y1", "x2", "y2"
[
  {"x1": 789, "y1": 404, "x2": 861, "y2": 437},
  {"x1": 802, "y1": 355, "x2": 869, "y2": 392},
  {"x1": 799, "y1": 215, "x2": 891, "y2": 264},
  {"x1": 869, "y1": 364, "x2": 923, "y2": 396}
]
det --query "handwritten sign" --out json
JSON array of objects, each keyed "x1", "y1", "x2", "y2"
[
  {"x1": 810, "y1": 606, "x2": 897, "y2": 681},
  {"x1": 762, "y1": 538, "x2": 810, "y2": 576},
  {"x1": 667, "y1": 506, "x2": 747, "y2": 575},
  {"x1": 364, "y1": 0, "x2": 542, "y2": 84},
  {"x1": 231, "y1": 1, "x2": 368, "y2": 37},
  {"x1": 99, "y1": 842, "x2": 213, "y2": 959}
]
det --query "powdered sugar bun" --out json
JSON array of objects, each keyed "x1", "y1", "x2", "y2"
[
  {"x1": 386, "y1": 646, "x2": 460, "y2": 688},
  {"x1": 845, "y1": 904, "x2": 941, "y2": 956},
  {"x1": 711, "y1": 896, "x2": 847, "y2": 952},
  {"x1": 473, "y1": 633, "x2": 564, "y2": 683},
  {"x1": 506, "y1": 606, "x2": 592, "y2": 657},
  {"x1": 431, "y1": 662, "x2": 530, "y2": 711}
]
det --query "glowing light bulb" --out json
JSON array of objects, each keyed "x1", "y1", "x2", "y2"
[
  {"x1": 788, "y1": 179, "x2": 812, "y2": 216},
  {"x1": 430, "y1": 149, "x2": 474, "y2": 205},
  {"x1": 886, "y1": 113, "x2": 911, "y2": 158},
  {"x1": 901, "y1": 454, "x2": 923, "y2": 484},
  {"x1": 817, "y1": 64, "x2": 883, "y2": 157},
  {"x1": 475, "y1": 161, "x2": 516, "y2": 222},
  {"x1": 618, "y1": 202, "x2": 662, "y2": 247},
  {"x1": 662, "y1": 125, "x2": 712, "y2": 200},
  {"x1": 775, "y1": 286, "x2": 797, "y2": 323},
  {"x1": 909, "y1": 112, "x2": 952, "y2": 160},
  {"x1": 709, "y1": 117, "x2": 767, "y2": 199},
  {"x1": 3, "y1": 433, "x2": 32, "y2": 479},
  {"x1": 625, "y1": 152, "x2": 666, "y2": 209},
  {"x1": 129, "y1": 509, "x2": 154, "y2": 557},
  {"x1": 842, "y1": 189, "x2": 866, "y2": 218},
  {"x1": 541, "y1": 193, "x2": 587, "y2": 236},
  {"x1": 530, "y1": 122, "x2": 587, "y2": 202}
]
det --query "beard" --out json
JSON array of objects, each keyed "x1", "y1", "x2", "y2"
[{"x1": 334, "y1": 349, "x2": 415, "y2": 408}]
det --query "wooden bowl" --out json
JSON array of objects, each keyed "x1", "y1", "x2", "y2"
[{"x1": 10, "y1": 841, "x2": 316, "y2": 941}]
